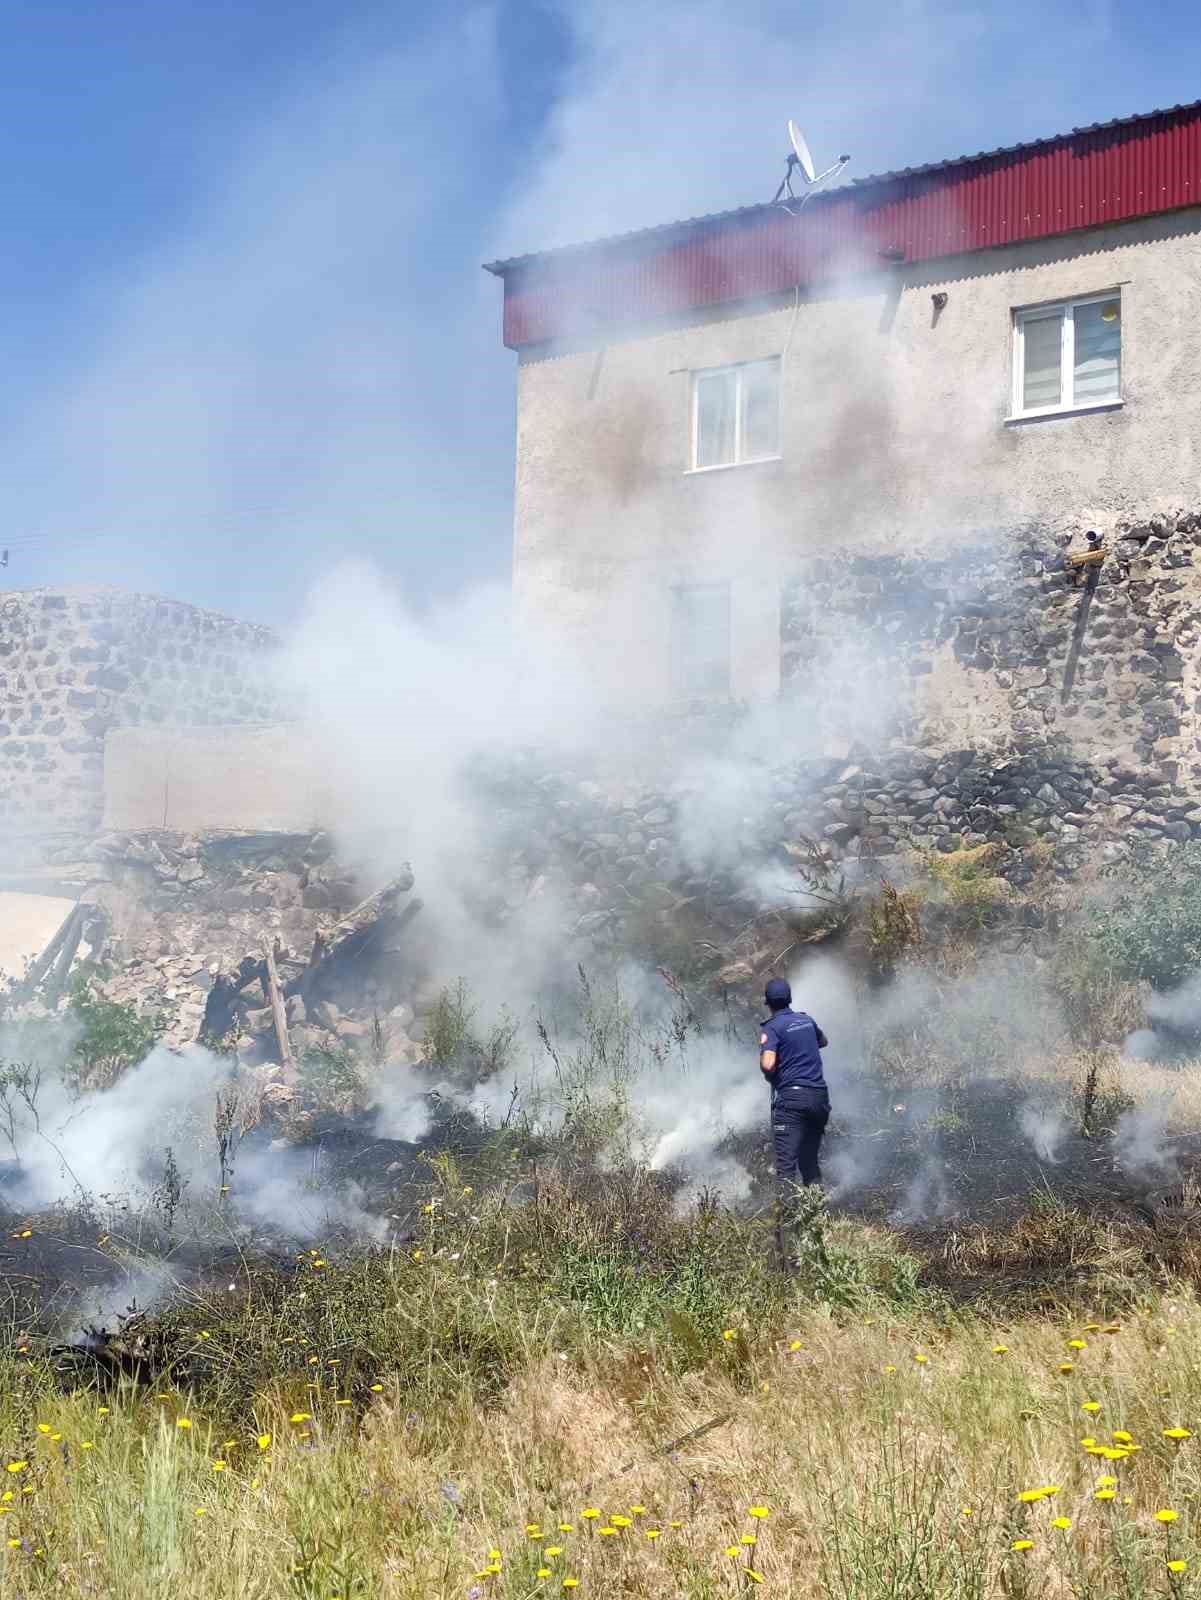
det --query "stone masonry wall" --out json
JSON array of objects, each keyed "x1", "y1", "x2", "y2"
[
  {"x1": 0, "y1": 587, "x2": 287, "y2": 844},
  {"x1": 780, "y1": 511, "x2": 1201, "y2": 780}
]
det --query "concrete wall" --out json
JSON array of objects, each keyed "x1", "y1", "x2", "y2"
[
  {"x1": 512, "y1": 210, "x2": 1201, "y2": 711},
  {"x1": 0, "y1": 587, "x2": 287, "y2": 841},
  {"x1": 103, "y1": 726, "x2": 332, "y2": 834}
]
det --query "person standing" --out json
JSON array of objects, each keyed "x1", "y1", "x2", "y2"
[{"x1": 759, "y1": 977, "x2": 830, "y2": 1265}]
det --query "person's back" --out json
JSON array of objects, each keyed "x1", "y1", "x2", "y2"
[{"x1": 761, "y1": 1006, "x2": 827, "y2": 1097}]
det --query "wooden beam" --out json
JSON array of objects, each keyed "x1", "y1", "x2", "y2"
[{"x1": 263, "y1": 942, "x2": 297, "y2": 1084}]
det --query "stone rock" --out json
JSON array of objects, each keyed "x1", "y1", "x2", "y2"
[{"x1": 244, "y1": 1005, "x2": 275, "y2": 1036}]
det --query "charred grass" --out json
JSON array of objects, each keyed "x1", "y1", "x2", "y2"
[{"x1": 6, "y1": 1162, "x2": 1201, "y2": 1597}]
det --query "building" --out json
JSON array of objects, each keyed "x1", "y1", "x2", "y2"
[{"x1": 485, "y1": 102, "x2": 1201, "y2": 714}]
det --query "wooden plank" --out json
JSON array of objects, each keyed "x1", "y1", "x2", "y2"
[{"x1": 263, "y1": 942, "x2": 297, "y2": 1084}]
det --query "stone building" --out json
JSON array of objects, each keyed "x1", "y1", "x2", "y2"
[
  {"x1": 0, "y1": 587, "x2": 286, "y2": 848},
  {"x1": 485, "y1": 101, "x2": 1201, "y2": 725}
]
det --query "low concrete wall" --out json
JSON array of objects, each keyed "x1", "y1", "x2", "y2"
[{"x1": 103, "y1": 726, "x2": 332, "y2": 834}]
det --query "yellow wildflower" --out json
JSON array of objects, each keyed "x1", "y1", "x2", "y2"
[
  {"x1": 725, "y1": 1545, "x2": 740, "y2": 1557},
  {"x1": 289, "y1": 1413, "x2": 312, "y2": 1424},
  {"x1": 544, "y1": 1547, "x2": 563, "y2": 1557},
  {"x1": 1012, "y1": 1540, "x2": 1033, "y2": 1552},
  {"x1": 1095, "y1": 1489, "x2": 1116, "y2": 1501},
  {"x1": 211, "y1": 1460, "x2": 227, "y2": 1472},
  {"x1": 1097, "y1": 1476, "x2": 1118, "y2": 1488},
  {"x1": 1156, "y1": 1510, "x2": 1179, "y2": 1523},
  {"x1": 257, "y1": 1434, "x2": 272, "y2": 1450},
  {"x1": 748, "y1": 1506, "x2": 771, "y2": 1519},
  {"x1": 526, "y1": 1524, "x2": 542, "y2": 1537},
  {"x1": 1112, "y1": 1431, "x2": 1134, "y2": 1443},
  {"x1": 1082, "y1": 1401, "x2": 1101, "y2": 1413},
  {"x1": 537, "y1": 1569, "x2": 552, "y2": 1579},
  {"x1": 1165, "y1": 1428, "x2": 1193, "y2": 1440},
  {"x1": 789, "y1": 1340, "x2": 803, "y2": 1351},
  {"x1": 1169, "y1": 1559, "x2": 1189, "y2": 1573},
  {"x1": 1059, "y1": 1363, "x2": 1074, "y2": 1374},
  {"x1": 4, "y1": 1464, "x2": 26, "y2": 1475},
  {"x1": 747, "y1": 1574, "x2": 764, "y2": 1585},
  {"x1": 35, "y1": 1424, "x2": 50, "y2": 1436},
  {"x1": 1051, "y1": 1517, "x2": 1071, "y2": 1531},
  {"x1": 558, "y1": 1523, "x2": 573, "y2": 1533},
  {"x1": 1067, "y1": 1339, "x2": 1087, "y2": 1350},
  {"x1": 722, "y1": 1330, "x2": 736, "y2": 1341},
  {"x1": 370, "y1": 1384, "x2": 383, "y2": 1393},
  {"x1": 961, "y1": 1507, "x2": 973, "y2": 1517},
  {"x1": 883, "y1": 1364, "x2": 897, "y2": 1374},
  {"x1": 629, "y1": 1505, "x2": 647, "y2": 1515},
  {"x1": 740, "y1": 1533, "x2": 757, "y2": 1545},
  {"x1": 610, "y1": 1515, "x2": 632, "y2": 1528},
  {"x1": 645, "y1": 1529, "x2": 660, "y2": 1539},
  {"x1": 598, "y1": 1527, "x2": 617, "y2": 1537},
  {"x1": 581, "y1": 1508, "x2": 600, "y2": 1520},
  {"x1": 175, "y1": 1418, "x2": 193, "y2": 1430},
  {"x1": 914, "y1": 1353, "x2": 929, "y2": 1364},
  {"x1": 993, "y1": 1345, "x2": 1009, "y2": 1355},
  {"x1": 562, "y1": 1581, "x2": 579, "y2": 1591},
  {"x1": 488, "y1": 1549, "x2": 501, "y2": 1561}
]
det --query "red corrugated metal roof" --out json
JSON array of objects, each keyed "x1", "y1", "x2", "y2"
[{"x1": 486, "y1": 100, "x2": 1201, "y2": 349}]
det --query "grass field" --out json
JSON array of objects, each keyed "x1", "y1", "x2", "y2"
[{"x1": 5, "y1": 1160, "x2": 1201, "y2": 1600}]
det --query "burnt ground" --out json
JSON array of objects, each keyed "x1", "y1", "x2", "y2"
[{"x1": 4, "y1": 1077, "x2": 1201, "y2": 1338}]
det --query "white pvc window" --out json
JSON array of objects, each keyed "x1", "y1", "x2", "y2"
[
  {"x1": 1012, "y1": 292, "x2": 1122, "y2": 419},
  {"x1": 672, "y1": 583, "x2": 731, "y2": 697},
  {"x1": 691, "y1": 358, "x2": 780, "y2": 469}
]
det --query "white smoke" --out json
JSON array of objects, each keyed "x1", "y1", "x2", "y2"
[{"x1": 1019, "y1": 1100, "x2": 1069, "y2": 1164}]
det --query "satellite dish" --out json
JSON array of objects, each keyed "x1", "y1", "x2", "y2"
[
  {"x1": 773, "y1": 123, "x2": 850, "y2": 210},
  {"x1": 787, "y1": 120, "x2": 816, "y2": 184}
]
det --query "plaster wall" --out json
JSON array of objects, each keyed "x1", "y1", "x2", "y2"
[
  {"x1": 103, "y1": 726, "x2": 332, "y2": 834},
  {"x1": 512, "y1": 210, "x2": 1201, "y2": 709}
]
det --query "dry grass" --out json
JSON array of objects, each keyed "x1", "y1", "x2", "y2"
[{"x1": 5, "y1": 1284, "x2": 1201, "y2": 1598}]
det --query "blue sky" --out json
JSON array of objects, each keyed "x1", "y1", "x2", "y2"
[{"x1": 2, "y1": 0, "x2": 1198, "y2": 621}]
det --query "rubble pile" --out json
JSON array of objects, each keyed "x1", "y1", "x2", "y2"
[{"x1": 4, "y1": 830, "x2": 434, "y2": 1074}]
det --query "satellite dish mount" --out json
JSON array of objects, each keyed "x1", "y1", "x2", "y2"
[{"x1": 773, "y1": 119, "x2": 850, "y2": 211}]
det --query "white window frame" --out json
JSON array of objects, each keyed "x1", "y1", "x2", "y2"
[
  {"x1": 1010, "y1": 289, "x2": 1123, "y2": 422},
  {"x1": 688, "y1": 357, "x2": 781, "y2": 472}
]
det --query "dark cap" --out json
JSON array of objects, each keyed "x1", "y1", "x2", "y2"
[{"x1": 764, "y1": 977, "x2": 792, "y2": 1008}]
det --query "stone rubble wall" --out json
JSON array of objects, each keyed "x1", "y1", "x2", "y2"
[{"x1": 0, "y1": 587, "x2": 287, "y2": 844}]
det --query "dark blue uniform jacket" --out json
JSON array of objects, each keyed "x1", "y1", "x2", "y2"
[{"x1": 761, "y1": 1008, "x2": 828, "y2": 1104}]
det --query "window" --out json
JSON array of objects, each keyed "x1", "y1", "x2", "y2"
[
  {"x1": 1011, "y1": 292, "x2": 1122, "y2": 419},
  {"x1": 691, "y1": 358, "x2": 780, "y2": 469},
  {"x1": 672, "y1": 584, "x2": 731, "y2": 697}
]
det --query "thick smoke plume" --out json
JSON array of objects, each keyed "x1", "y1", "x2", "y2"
[{"x1": 2, "y1": 1, "x2": 1191, "y2": 1267}]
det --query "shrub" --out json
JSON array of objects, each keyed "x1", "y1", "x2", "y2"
[
  {"x1": 66, "y1": 973, "x2": 164, "y2": 1088},
  {"x1": 1084, "y1": 841, "x2": 1201, "y2": 990}
]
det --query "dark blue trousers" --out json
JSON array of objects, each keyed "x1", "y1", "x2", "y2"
[
  {"x1": 772, "y1": 1086, "x2": 830, "y2": 1265},
  {"x1": 772, "y1": 1086, "x2": 830, "y2": 1188}
]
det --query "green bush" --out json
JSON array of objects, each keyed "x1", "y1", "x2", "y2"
[
  {"x1": 67, "y1": 972, "x2": 164, "y2": 1087},
  {"x1": 1084, "y1": 841, "x2": 1201, "y2": 991}
]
